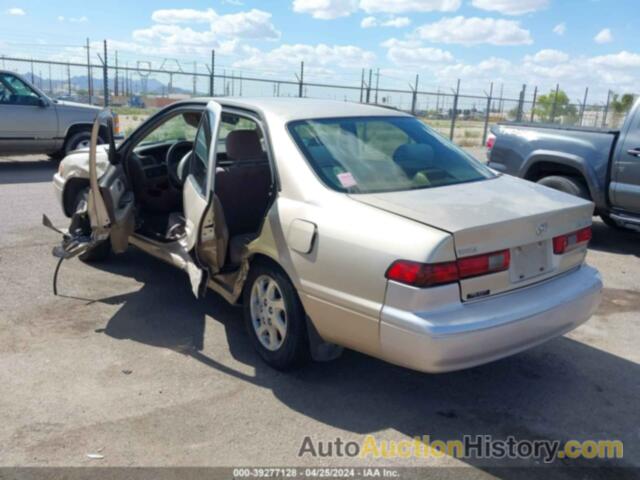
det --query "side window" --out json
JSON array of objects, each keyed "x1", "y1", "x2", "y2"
[
  {"x1": 137, "y1": 113, "x2": 199, "y2": 147},
  {"x1": 0, "y1": 73, "x2": 41, "y2": 106},
  {"x1": 190, "y1": 113, "x2": 211, "y2": 194}
]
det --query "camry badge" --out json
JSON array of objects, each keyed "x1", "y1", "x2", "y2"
[{"x1": 536, "y1": 222, "x2": 548, "y2": 236}]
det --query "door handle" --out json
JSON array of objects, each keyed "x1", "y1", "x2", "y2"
[{"x1": 627, "y1": 148, "x2": 640, "y2": 157}]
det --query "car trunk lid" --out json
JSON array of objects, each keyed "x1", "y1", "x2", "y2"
[{"x1": 351, "y1": 175, "x2": 594, "y2": 300}]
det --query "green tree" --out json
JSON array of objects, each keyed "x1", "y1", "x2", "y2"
[
  {"x1": 611, "y1": 93, "x2": 635, "y2": 114},
  {"x1": 534, "y1": 89, "x2": 577, "y2": 123}
]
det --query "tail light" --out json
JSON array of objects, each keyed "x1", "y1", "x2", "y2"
[
  {"x1": 386, "y1": 249, "x2": 510, "y2": 288},
  {"x1": 486, "y1": 133, "x2": 496, "y2": 150},
  {"x1": 553, "y1": 226, "x2": 592, "y2": 254}
]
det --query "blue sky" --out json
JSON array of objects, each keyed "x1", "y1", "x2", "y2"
[{"x1": 0, "y1": 0, "x2": 637, "y2": 102}]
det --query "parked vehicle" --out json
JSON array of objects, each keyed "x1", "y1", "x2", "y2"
[
  {"x1": 46, "y1": 98, "x2": 602, "y2": 373},
  {"x1": 488, "y1": 99, "x2": 640, "y2": 231},
  {"x1": 0, "y1": 70, "x2": 121, "y2": 158}
]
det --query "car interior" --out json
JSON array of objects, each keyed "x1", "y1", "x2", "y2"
[{"x1": 122, "y1": 108, "x2": 273, "y2": 269}]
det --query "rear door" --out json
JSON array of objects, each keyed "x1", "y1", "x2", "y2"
[
  {"x1": 181, "y1": 100, "x2": 226, "y2": 297},
  {"x1": 44, "y1": 110, "x2": 135, "y2": 259},
  {"x1": 611, "y1": 107, "x2": 640, "y2": 214}
]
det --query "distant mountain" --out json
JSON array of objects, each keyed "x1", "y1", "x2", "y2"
[{"x1": 22, "y1": 72, "x2": 191, "y2": 96}]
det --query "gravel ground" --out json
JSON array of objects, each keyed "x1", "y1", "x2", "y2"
[{"x1": 0, "y1": 155, "x2": 638, "y2": 477}]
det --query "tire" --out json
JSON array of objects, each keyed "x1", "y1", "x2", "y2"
[
  {"x1": 537, "y1": 175, "x2": 590, "y2": 200},
  {"x1": 64, "y1": 131, "x2": 104, "y2": 156},
  {"x1": 47, "y1": 152, "x2": 65, "y2": 161},
  {"x1": 70, "y1": 189, "x2": 111, "y2": 263},
  {"x1": 243, "y1": 262, "x2": 310, "y2": 370}
]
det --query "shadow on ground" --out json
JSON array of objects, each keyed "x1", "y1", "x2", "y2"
[
  {"x1": 60, "y1": 247, "x2": 640, "y2": 479},
  {"x1": 589, "y1": 219, "x2": 639, "y2": 257},
  {"x1": 0, "y1": 159, "x2": 57, "y2": 185}
]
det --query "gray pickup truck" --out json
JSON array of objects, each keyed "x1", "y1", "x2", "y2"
[
  {"x1": 488, "y1": 99, "x2": 640, "y2": 231},
  {"x1": 0, "y1": 70, "x2": 118, "y2": 159}
]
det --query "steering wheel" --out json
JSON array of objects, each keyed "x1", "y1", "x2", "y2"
[{"x1": 166, "y1": 140, "x2": 194, "y2": 188}]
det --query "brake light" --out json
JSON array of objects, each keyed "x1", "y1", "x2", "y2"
[
  {"x1": 486, "y1": 133, "x2": 496, "y2": 150},
  {"x1": 458, "y1": 250, "x2": 510, "y2": 279},
  {"x1": 553, "y1": 226, "x2": 592, "y2": 254},
  {"x1": 386, "y1": 260, "x2": 459, "y2": 287},
  {"x1": 386, "y1": 249, "x2": 511, "y2": 288}
]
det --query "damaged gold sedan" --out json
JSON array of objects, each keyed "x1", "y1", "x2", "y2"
[{"x1": 47, "y1": 98, "x2": 602, "y2": 372}]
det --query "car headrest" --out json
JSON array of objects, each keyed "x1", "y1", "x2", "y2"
[
  {"x1": 226, "y1": 129, "x2": 263, "y2": 162},
  {"x1": 392, "y1": 143, "x2": 435, "y2": 177}
]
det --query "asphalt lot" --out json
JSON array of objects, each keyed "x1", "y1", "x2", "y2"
[{"x1": 0, "y1": 155, "x2": 639, "y2": 476}]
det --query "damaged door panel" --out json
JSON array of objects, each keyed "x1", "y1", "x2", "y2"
[{"x1": 44, "y1": 110, "x2": 134, "y2": 260}]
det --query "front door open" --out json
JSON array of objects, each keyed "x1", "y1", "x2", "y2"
[{"x1": 44, "y1": 110, "x2": 134, "y2": 260}]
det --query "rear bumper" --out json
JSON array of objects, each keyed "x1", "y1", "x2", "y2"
[{"x1": 379, "y1": 265, "x2": 602, "y2": 373}]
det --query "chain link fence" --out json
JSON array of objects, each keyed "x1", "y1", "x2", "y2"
[{"x1": 1, "y1": 44, "x2": 636, "y2": 148}]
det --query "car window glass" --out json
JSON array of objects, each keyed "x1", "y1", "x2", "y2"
[
  {"x1": 138, "y1": 113, "x2": 198, "y2": 147},
  {"x1": 190, "y1": 113, "x2": 211, "y2": 194},
  {"x1": 218, "y1": 113, "x2": 265, "y2": 155},
  {"x1": 289, "y1": 116, "x2": 494, "y2": 194},
  {"x1": 0, "y1": 73, "x2": 41, "y2": 106}
]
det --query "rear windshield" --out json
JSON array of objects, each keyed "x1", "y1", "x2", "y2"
[{"x1": 288, "y1": 116, "x2": 494, "y2": 194}]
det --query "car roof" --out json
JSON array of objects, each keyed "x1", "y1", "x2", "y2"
[{"x1": 188, "y1": 97, "x2": 411, "y2": 122}]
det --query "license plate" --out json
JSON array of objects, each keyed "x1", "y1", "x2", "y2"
[{"x1": 510, "y1": 240, "x2": 551, "y2": 283}]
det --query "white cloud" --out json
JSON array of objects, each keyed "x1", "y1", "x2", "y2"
[
  {"x1": 293, "y1": 0, "x2": 459, "y2": 19},
  {"x1": 361, "y1": 15, "x2": 410, "y2": 28},
  {"x1": 594, "y1": 28, "x2": 613, "y2": 44},
  {"x1": 387, "y1": 44, "x2": 454, "y2": 67},
  {"x1": 6, "y1": 7, "x2": 25, "y2": 15},
  {"x1": 152, "y1": 8, "x2": 216, "y2": 24},
  {"x1": 359, "y1": 0, "x2": 461, "y2": 13},
  {"x1": 361, "y1": 16, "x2": 377, "y2": 28},
  {"x1": 233, "y1": 43, "x2": 375, "y2": 74},
  {"x1": 589, "y1": 51, "x2": 640, "y2": 69},
  {"x1": 524, "y1": 49, "x2": 569, "y2": 64},
  {"x1": 417, "y1": 16, "x2": 533, "y2": 45},
  {"x1": 58, "y1": 15, "x2": 88, "y2": 23},
  {"x1": 212, "y1": 9, "x2": 281, "y2": 39},
  {"x1": 470, "y1": 0, "x2": 548, "y2": 16},
  {"x1": 135, "y1": 7, "x2": 280, "y2": 53},
  {"x1": 292, "y1": 0, "x2": 359, "y2": 20},
  {"x1": 553, "y1": 22, "x2": 566, "y2": 36}
]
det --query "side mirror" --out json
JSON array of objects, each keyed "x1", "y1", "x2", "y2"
[{"x1": 37, "y1": 97, "x2": 48, "y2": 108}]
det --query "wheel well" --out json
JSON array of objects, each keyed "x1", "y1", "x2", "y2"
[
  {"x1": 64, "y1": 124, "x2": 108, "y2": 145},
  {"x1": 524, "y1": 161, "x2": 586, "y2": 184},
  {"x1": 62, "y1": 177, "x2": 89, "y2": 217}
]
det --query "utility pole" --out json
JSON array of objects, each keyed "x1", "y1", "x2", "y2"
[
  {"x1": 48, "y1": 63, "x2": 52, "y2": 94},
  {"x1": 67, "y1": 63, "x2": 71, "y2": 95},
  {"x1": 298, "y1": 61, "x2": 304, "y2": 98},
  {"x1": 366, "y1": 68, "x2": 372, "y2": 103},
  {"x1": 550, "y1": 83, "x2": 560, "y2": 123},
  {"x1": 449, "y1": 79, "x2": 461, "y2": 141},
  {"x1": 374, "y1": 68, "x2": 380, "y2": 104},
  {"x1": 602, "y1": 89, "x2": 612, "y2": 128},
  {"x1": 114, "y1": 51, "x2": 119, "y2": 97},
  {"x1": 411, "y1": 74, "x2": 419, "y2": 115},
  {"x1": 579, "y1": 87, "x2": 589, "y2": 126},
  {"x1": 359, "y1": 68, "x2": 365, "y2": 103},
  {"x1": 102, "y1": 40, "x2": 109, "y2": 107},
  {"x1": 530, "y1": 86, "x2": 538, "y2": 122},
  {"x1": 30, "y1": 59, "x2": 34, "y2": 83},
  {"x1": 482, "y1": 82, "x2": 494, "y2": 146},
  {"x1": 193, "y1": 61, "x2": 197, "y2": 96},
  {"x1": 85, "y1": 38, "x2": 92, "y2": 104},
  {"x1": 209, "y1": 50, "x2": 215, "y2": 96}
]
